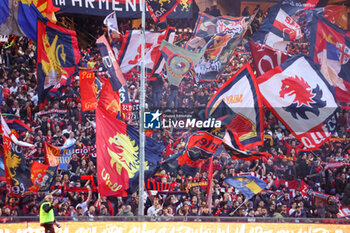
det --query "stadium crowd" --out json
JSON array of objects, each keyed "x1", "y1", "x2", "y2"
[{"x1": 0, "y1": 5, "x2": 350, "y2": 223}]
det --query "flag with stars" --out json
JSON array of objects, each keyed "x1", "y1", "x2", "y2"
[{"x1": 309, "y1": 14, "x2": 350, "y2": 103}]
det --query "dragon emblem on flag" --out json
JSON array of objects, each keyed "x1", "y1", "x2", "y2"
[
  {"x1": 107, "y1": 132, "x2": 148, "y2": 179},
  {"x1": 279, "y1": 75, "x2": 326, "y2": 120}
]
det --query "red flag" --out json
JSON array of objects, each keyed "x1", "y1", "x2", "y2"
[
  {"x1": 96, "y1": 106, "x2": 128, "y2": 196},
  {"x1": 44, "y1": 141, "x2": 61, "y2": 167},
  {"x1": 29, "y1": 161, "x2": 57, "y2": 193},
  {"x1": 79, "y1": 70, "x2": 98, "y2": 111},
  {"x1": 249, "y1": 41, "x2": 289, "y2": 77},
  {"x1": 37, "y1": 19, "x2": 81, "y2": 108},
  {"x1": 98, "y1": 78, "x2": 121, "y2": 119},
  {"x1": 305, "y1": 0, "x2": 319, "y2": 10}
]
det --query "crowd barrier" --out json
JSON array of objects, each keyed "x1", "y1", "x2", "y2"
[
  {"x1": 1, "y1": 220, "x2": 350, "y2": 233},
  {"x1": 1, "y1": 217, "x2": 350, "y2": 233}
]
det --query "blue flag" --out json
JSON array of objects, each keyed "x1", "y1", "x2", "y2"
[
  {"x1": 224, "y1": 175, "x2": 267, "y2": 199},
  {"x1": 58, "y1": 144, "x2": 74, "y2": 170}
]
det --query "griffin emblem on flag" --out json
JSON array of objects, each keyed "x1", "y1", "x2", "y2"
[
  {"x1": 41, "y1": 32, "x2": 67, "y2": 84},
  {"x1": 107, "y1": 132, "x2": 148, "y2": 179},
  {"x1": 279, "y1": 75, "x2": 326, "y2": 120}
]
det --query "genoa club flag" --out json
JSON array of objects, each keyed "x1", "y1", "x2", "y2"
[
  {"x1": 3, "y1": 135, "x2": 32, "y2": 195},
  {"x1": 249, "y1": 41, "x2": 290, "y2": 77},
  {"x1": 257, "y1": 55, "x2": 338, "y2": 149},
  {"x1": 79, "y1": 70, "x2": 98, "y2": 111},
  {"x1": 96, "y1": 106, "x2": 163, "y2": 196},
  {"x1": 145, "y1": 0, "x2": 179, "y2": 23},
  {"x1": 37, "y1": 19, "x2": 81, "y2": 109},
  {"x1": 309, "y1": 14, "x2": 350, "y2": 103},
  {"x1": 29, "y1": 161, "x2": 57, "y2": 193},
  {"x1": 206, "y1": 63, "x2": 264, "y2": 150}
]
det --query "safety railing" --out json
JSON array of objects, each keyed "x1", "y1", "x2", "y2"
[{"x1": 1, "y1": 216, "x2": 350, "y2": 224}]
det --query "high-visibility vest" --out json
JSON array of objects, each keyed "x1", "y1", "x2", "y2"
[{"x1": 40, "y1": 202, "x2": 54, "y2": 224}]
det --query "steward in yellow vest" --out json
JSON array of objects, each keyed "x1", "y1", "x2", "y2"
[{"x1": 40, "y1": 195, "x2": 60, "y2": 233}]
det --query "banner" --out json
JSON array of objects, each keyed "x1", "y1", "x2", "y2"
[
  {"x1": 58, "y1": 144, "x2": 74, "y2": 170},
  {"x1": 257, "y1": 55, "x2": 338, "y2": 149},
  {"x1": 96, "y1": 35, "x2": 126, "y2": 92},
  {"x1": 186, "y1": 12, "x2": 254, "y2": 81},
  {"x1": 53, "y1": 0, "x2": 192, "y2": 18},
  {"x1": 1, "y1": 222, "x2": 349, "y2": 233},
  {"x1": 79, "y1": 70, "x2": 98, "y2": 111},
  {"x1": 37, "y1": 19, "x2": 81, "y2": 108},
  {"x1": 206, "y1": 63, "x2": 264, "y2": 150}
]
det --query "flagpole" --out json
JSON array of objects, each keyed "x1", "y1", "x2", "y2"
[{"x1": 138, "y1": 0, "x2": 146, "y2": 217}]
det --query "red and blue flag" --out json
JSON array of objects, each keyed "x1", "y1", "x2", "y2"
[
  {"x1": 96, "y1": 106, "x2": 163, "y2": 196},
  {"x1": 37, "y1": 19, "x2": 80, "y2": 108},
  {"x1": 206, "y1": 63, "x2": 264, "y2": 150},
  {"x1": 309, "y1": 14, "x2": 350, "y2": 103}
]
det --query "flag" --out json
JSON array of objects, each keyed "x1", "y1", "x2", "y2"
[
  {"x1": 2, "y1": 122, "x2": 33, "y2": 195},
  {"x1": 103, "y1": 11, "x2": 121, "y2": 42},
  {"x1": 0, "y1": 0, "x2": 59, "y2": 41},
  {"x1": 186, "y1": 12, "x2": 255, "y2": 81},
  {"x1": 224, "y1": 175, "x2": 267, "y2": 199},
  {"x1": 223, "y1": 144, "x2": 271, "y2": 161},
  {"x1": 162, "y1": 152, "x2": 204, "y2": 177},
  {"x1": 1, "y1": 115, "x2": 34, "y2": 147},
  {"x1": 257, "y1": 55, "x2": 338, "y2": 149},
  {"x1": 2, "y1": 114, "x2": 31, "y2": 138},
  {"x1": 161, "y1": 40, "x2": 204, "y2": 87},
  {"x1": 145, "y1": 0, "x2": 179, "y2": 23},
  {"x1": 98, "y1": 77, "x2": 121, "y2": 119},
  {"x1": 44, "y1": 141, "x2": 74, "y2": 170},
  {"x1": 252, "y1": 4, "x2": 302, "y2": 52},
  {"x1": 57, "y1": 144, "x2": 74, "y2": 170},
  {"x1": 29, "y1": 161, "x2": 57, "y2": 193},
  {"x1": 119, "y1": 85, "x2": 133, "y2": 121},
  {"x1": 44, "y1": 141, "x2": 60, "y2": 167},
  {"x1": 37, "y1": 19, "x2": 81, "y2": 108},
  {"x1": 96, "y1": 106, "x2": 163, "y2": 196},
  {"x1": 117, "y1": 29, "x2": 175, "y2": 75},
  {"x1": 206, "y1": 63, "x2": 264, "y2": 150},
  {"x1": 0, "y1": 148, "x2": 5, "y2": 181},
  {"x1": 96, "y1": 35, "x2": 126, "y2": 92},
  {"x1": 162, "y1": 129, "x2": 224, "y2": 176},
  {"x1": 309, "y1": 14, "x2": 350, "y2": 103},
  {"x1": 79, "y1": 70, "x2": 98, "y2": 111},
  {"x1": 249, "y1": 41, "x2": 290, "y2": 77}
]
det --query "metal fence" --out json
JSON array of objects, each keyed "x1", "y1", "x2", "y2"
[{"x1": 1, "y1": 216, "x2": 350, "y2": 224}]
